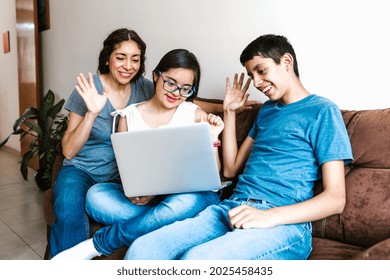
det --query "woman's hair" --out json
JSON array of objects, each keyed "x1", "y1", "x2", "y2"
[
  {"x1": 97, "y1": 28, "x2": 147, "y2": 81},
  {"x1": 240, "y1": 34, "x2": 300, "y2": 78},
  {"x1": 153, "y1": 49, "x2": 201, "y2": 101}
]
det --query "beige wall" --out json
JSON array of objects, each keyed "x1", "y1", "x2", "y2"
[
  {"x1": 2, "y1": 0, "x2": 390, "y2": 152},
  {"x1": 41, "y1": 0, "x2": 390, "y2": 111},
  {"x1": 0, "y1": 0, "x2": 19, "y2": 152}
]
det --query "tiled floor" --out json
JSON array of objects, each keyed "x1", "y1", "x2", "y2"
[{"x1": 0, "y1": 148, "x2": 46, "y2": 260}]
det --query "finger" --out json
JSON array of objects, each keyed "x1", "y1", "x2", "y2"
[
  {"x1": 75, "y1": 85, "x2": 85, "y2": 97},
  {"x1": 237, "y1": 72, "x2": 245, "y2": 88},
  {"x1": 207, "y1": 113, "x2": 221, "y2": 124},
  {"x1": 243, "y1": 77, "x2": 251, "y2": 93},
  {"x1": 102, "y1": 85, "x2": 109, "y2": 96},
  {"x1": 229, "y1": 206, "x2": 253, "y2": 228},
  {"x1": 228, "y1": 204, "x2": 246, "y2": 219},
  {"x1": 225, "y1": 77, "x2": 231, "y2": 91},
  {"x1": 77, "y1": 73, "x2": 88, "y2": 91},
  {"x1": 232, "y1": 73, "x2": 238, "y2": 88},
  {"x1": 243, "y1": 93, "x2": 250, "y2": 104},
  {"x1": 88, "y1": 72, "x2": 95, "y2": 88}
]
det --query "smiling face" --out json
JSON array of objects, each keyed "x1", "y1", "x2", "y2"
[
  {"x1": 153, "y1": 68, "x2": 195, "y2": 108},
  {"x1": 107, "y1": 40, "x2": 141, "y2": 85},
  {"x1": 245, "y1": 54, "x2": 292, "y2": 103}
]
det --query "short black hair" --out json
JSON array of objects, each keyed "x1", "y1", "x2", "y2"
[{"x1": 240, "y1": 34, "x2": 299, "y2": 78}]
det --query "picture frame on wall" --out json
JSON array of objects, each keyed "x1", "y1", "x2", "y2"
[{"x1": 38, "y1": 0, "x2": 50, "y2": 32}]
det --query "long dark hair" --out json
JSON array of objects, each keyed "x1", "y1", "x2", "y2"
[
  {"x1": 153, "y1": 49, "x2": 201, "y2": 101},
  {"x1": 97, "y1": 28, "x2": 147, "y2": 81}
]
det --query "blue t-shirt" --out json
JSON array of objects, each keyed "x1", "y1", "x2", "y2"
[
  {"x1": 63, "y1": 75, "x2": 154, "y2": 182},
  {"x1": 232, "y1": 94, "x2": 353, "y2": 206}
]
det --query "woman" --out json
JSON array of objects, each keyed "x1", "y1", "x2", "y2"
[
  {"x1": 52, "y1": 49, "x2": 223, "y2": 260},
  {"x1": 50, "y1": 28, "x2": 154, "y2": 258}
]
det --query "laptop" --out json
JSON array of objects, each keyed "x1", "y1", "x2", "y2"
[{"x1": 111, "y1": 122, "x2": 231, "y2": 197}]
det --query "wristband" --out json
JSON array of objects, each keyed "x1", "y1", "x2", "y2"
[{"x1": 213, "y1": 140, "x2": 221, "y2": 147}]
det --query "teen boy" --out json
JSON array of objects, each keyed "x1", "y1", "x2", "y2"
[{"x1": 124, "y1": 34, "x2": 353, "y2": 260}]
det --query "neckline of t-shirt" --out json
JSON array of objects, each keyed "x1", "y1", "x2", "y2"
[{"x1": 275, "y1": 94, "x2": 317, "y2": 109}]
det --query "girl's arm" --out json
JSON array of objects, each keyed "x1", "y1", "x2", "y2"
[
  {"x1": 195, "y1": 108, "x2": 224, "y2": 171},
  {"x1": 117, "y1": 116, "x2": 128, "y2": 132}
]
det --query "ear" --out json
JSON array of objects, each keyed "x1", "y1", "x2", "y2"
[
  {"x1": 282, "y1": 53, "x2": 294, "y2": 70},
  {"x1": 152, "y1": 71, "x2": 158, "y2": 83}
]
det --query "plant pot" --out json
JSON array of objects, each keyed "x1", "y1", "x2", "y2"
[{"x1": 34, "y1": 169, "x2": 51, "y2": 191}]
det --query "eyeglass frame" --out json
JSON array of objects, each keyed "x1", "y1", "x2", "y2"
[{"x1": 157, "y1": 71, "x2": 196, "y2": 98}]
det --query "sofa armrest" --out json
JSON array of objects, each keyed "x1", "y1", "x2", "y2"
[{"x1": 351, "y1": 238, "x2": 390, "y2": 260}]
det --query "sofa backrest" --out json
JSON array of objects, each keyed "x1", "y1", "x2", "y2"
[
  {"x1": 312, "y1": 108, "x2": 390, "y2": 248},
  {"x1": 219, "y1": 100, "x2": 390, "y2": 249}
]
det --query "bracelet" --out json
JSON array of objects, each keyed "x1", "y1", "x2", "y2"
[{"x1": 213, "y1": 140, "x2": 221, "y2": 147}]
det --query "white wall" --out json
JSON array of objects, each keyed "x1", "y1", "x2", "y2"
[
  {"x1": 41, "y1": 0, "x2": 389, "y2": 110},
  {"x1": 1, "y1": 0, "x2": 389, "y2": 153},
  {"x1": 0, "y1": 0, "x2": 19, "y2": 151}
]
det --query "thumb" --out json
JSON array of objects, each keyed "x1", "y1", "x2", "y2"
[{"x1": 102, "y1": 85, "x2": 110, "y2": 96}]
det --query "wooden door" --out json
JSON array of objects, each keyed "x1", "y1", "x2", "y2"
[{"x1": 15, "y1": 0, "x2": 41, "y2": 170}]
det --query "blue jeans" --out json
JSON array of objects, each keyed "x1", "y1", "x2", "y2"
[
  {"x1": 50, "y1": 165, "x2": 118, "y2": 257},
  {"x1": 86, "y1": 182, "x2": 220, "y2": 256},
  {"x1": 124, "y1": 198, "x2": 312, "y2": 260}
]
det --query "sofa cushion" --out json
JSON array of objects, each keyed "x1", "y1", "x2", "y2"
[
  {"x1": 309, "y1": 237, "x2": 363, "y2": 260},
  {"x1": 347, "y1": 108, "x2": 390, "y2": 168},
  {"x1": 351, "y1": 238, "x2": 390, "y2": 260},
  {"x1": 312, "y1": 167, "x2": 390, "y2": 248}
]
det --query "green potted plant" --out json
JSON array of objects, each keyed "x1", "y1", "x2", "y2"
[{"x1": 0, "y1": 89, "x2": 68, "y2": 190}]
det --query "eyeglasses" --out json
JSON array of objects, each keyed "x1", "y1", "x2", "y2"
[{"x1": 158, "y1": 71, "x2": 195, "y2": 98}]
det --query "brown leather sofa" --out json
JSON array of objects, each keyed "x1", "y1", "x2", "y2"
[{"x1": 42, "y1": 98, "x2": 390, "y2": 260}]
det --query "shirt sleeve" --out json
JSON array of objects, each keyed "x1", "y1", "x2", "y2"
[{"x1": 311, "y1": 105, "x2": 354, "y2": 165}]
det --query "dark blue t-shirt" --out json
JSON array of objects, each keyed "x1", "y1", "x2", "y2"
[
  {"x1": 63, "y1": 75, "x2": 154, "y2": 182},
  {"x1": 232, "y1": 95, "x2": 353, "y2": 206}
]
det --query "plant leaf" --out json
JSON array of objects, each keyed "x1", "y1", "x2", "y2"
[
  {"x1": 24, "y1": 120, "x2": 42, "y2": 136},
  {"x1": 20, "y1": 150, "x2": 35, "y2": 180},
  {"x1": 40, "y1": 90, "x2": 55, "y2": 120},
  {"x1": 47, "y1": 99, "x2": 65, "y2": 118},
  {"x1": 13, "y1": 107, "x2": 39, "y2": 131}
]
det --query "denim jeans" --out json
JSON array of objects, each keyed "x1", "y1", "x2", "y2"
[
  {"x1": 50, "y1": 165, "x2": 102, "y2": 257},
  {"x1": 86, "y1": 182, "x2": 220, "y2": 256},
  {"x1": 124, "y1": 198, "x2": 312, "y2": 260}
]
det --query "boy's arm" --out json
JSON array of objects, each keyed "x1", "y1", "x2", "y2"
[
  {"x1": 228, "y1": 160, "x2": 346, "y2": 229},
  {"x1": 222, "y1": 110, "x2": 253, "y2": 178},
  {"x1": 194, "y1": 97, "x2": 260, "y2": 114},
  {"x1": 222, "y1": 73, "x2": 253, "y2": 178}
]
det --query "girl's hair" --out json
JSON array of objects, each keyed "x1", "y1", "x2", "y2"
[
  {"x1": 153, "y1": 49, "x2": 201, "y2": 101},
  {"x1": 97, "y1": 28, "x2": 147, "y2": 81},
  {"x1": 240, "y1": 34, "x2": 300, "y2": 78}
]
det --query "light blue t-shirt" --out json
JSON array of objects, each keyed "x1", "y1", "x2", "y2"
[
  {"x1": 232, "y1": 94, "x2": 353, "y2": 206},
  {"x1": 63, "y1": 75, "x2": 154, "y2": 182}
]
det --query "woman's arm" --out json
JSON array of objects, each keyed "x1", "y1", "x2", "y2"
[
  {"x1": 62, "y1": 111, "x2": 97, "y2": 159},
  {"x1": 62, "y1": 72, "x2": 109, "y2": 159}
]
